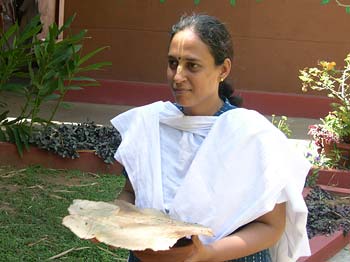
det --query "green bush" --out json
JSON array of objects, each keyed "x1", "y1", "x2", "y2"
[{"x1": 0, "y1": 14, "x2": 111, "y2": 156}]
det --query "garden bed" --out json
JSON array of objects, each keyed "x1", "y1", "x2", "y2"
[
  {"x1": 0, "y1": 142, "x2": 123, "y2": 175},
  {"x1": 299, "y1": 187, "x2": 350, "y2": 262},
  {"x1": 298, "y1": 231, "x2": 350, "y2": 262},
  {"x1": 310, "y1": 167, "x2": 350, "y2": 190}
]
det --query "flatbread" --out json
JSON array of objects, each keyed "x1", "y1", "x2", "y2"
[{"x1": 62, "y1": 199, "x2": 213, "y2": 251}]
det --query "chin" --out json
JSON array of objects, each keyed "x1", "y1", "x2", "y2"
[{"x1": 174, "y1": 98, "x2": 189, "y2": 107}]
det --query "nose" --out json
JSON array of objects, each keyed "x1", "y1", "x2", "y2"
[{"x1": 173, "y1": 65, "x2": 186, "y2": 83}]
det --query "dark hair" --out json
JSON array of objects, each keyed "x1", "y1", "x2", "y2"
[{"x1": 170, "y1": 14, "x2": 242, "y2": 107}]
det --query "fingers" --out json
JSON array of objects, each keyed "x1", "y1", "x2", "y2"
[
  {"x1": 89, "y1": 238, "x2": 118, "y2": 250},
  {"x1": 184, "y1": 236, "x2": 201, "y2": 262},
  {"x1": 191, "y1": 235, "x2": 202, "y2": 248},
  {"x1": 90, "y1": 237, "x2": 100, "y2": 244},
  {"x1": 107, "y1": 245, "x2": 119, "y2": 250}
]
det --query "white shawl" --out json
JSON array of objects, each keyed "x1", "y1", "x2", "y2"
[{"x1": 111, "y1": 101, "x2": 311, "y2": 262}]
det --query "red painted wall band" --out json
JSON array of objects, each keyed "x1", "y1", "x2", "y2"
[{"x1": 64, "y1": 79, "x2": 333, "y2": 119}]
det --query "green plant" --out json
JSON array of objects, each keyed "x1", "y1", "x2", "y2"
[
  {"x1": 299, "y1": 54, "x2": 350, "y2": 141},
  {"x1": 30, "y1": 121, "x2": 121, "y2": 164},
  {"x1": 271, "y1": 114, "x2": 292, "y2": 138},
  {"x1": 158, "y1": 0, "x2": 350, "y2": 12},
  {"x1": 300, "y1": 53, "x2": 350, "y2": 168},
  {"x1": 323, "y1": 0, "x2": 350, "y2": 13},
  {"x1": 0, "y1": 14, "x2": 111, "y2": 156}
]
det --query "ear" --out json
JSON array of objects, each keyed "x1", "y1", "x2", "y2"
[{"x1": 219, "y1": 58, "x2": 232, "y2": 81}]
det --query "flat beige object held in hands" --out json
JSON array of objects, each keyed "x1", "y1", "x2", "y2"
[{"x1": 62, "y1": 199, "x2": 213, "y2": 251}]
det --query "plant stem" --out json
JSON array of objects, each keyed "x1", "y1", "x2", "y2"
[
  {"x1": 335, "y1": 0, "x2": 350, "y2": 8},
  {"x1": 47, "y1": 90, "x2": 67, "y2": 126}
]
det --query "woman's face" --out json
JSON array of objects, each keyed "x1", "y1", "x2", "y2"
[{"x1": 167, "y1": 28, "x2": 231, "y2": 116}]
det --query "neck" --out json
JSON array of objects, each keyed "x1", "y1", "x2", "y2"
[{"x1": 183, "y1": 97, "x2": 224, "y2": 116}]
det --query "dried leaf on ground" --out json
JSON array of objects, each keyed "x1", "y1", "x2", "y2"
[{"x1": 62, "y1": 199, "x2": 213, "y2": 251}]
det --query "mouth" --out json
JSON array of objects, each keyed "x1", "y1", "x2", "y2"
[
  {"x1": 172, "y1": 87, "x2": 191, "y2": 94},
  {"x1": 173, "y1": 90, "x2": 191, "y2": 97}
]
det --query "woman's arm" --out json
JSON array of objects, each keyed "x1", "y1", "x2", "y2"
[
  {"x1": 185, "y1": 202, "x2": 286, "y2": 262},
  {"x1": 117, "y1": 177, "x2": 135, "y2": 204}
]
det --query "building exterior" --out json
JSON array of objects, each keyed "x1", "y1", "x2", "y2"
[{"x1": 31, "y1": 1, "x2": 350, "y2": 117}]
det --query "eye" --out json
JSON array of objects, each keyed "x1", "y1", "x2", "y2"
[
  {"x1": 168, "y1": 59, "x2": 178, "y2": 70},
  {"x1": 187, "y1": 62, "x2": 199, "y2": 72}
]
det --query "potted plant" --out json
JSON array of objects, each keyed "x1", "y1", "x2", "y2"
[
  {"x1": 0, "y1": 14, "x2": 125, "y2": 174},
  {"x1": 300, "y1": 54, "x2": 350, "y2": 170},
  {"x1": 0, "y1": 14, "x2": 111, "y2": 150}
]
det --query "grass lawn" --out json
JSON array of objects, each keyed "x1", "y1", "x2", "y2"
[{"x1": 0, "y1": 165, "x2": 129, "y2": 261}]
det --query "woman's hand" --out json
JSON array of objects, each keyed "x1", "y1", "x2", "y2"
[
  {"x1": 184, "y1": 235, "x2": 215, "y2": 262},
  {"x1": 133, "y1": 244, "x2": 195, "y2": 262}
]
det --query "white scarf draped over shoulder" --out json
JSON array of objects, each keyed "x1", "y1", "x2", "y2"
[{"x1": 111, "y1": 101, "x2": 311, "y2": 262}]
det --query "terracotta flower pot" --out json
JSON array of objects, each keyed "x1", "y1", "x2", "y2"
[{"x1": 323, "y1": 141, "x2": 350, "y2": 168}]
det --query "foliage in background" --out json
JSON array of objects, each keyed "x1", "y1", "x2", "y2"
[
  {"x1": 30, "y1": 121, "x2": 121, "y2": 164},
  {"x1": 0, "y1": 14, "x2": 111, "y2": 157},
  {"x1": 159, "y1": 0, "x2": 350, "y2": 13},
  {"x1": 322, "y1": 0, "x2": 350, "y2": 13},
  {"x1": 300, "y1": 53, "x2": 350, "y2": 169},
  {"x1": 271, "y1": 114, "x2": 292, "y2": 138}
]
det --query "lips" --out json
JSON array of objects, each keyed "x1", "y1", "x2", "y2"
[{"x1": 173, "y1": 89, "x2": 191, "y2": 96}]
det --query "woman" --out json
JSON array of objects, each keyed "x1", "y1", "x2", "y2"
[{"x1": 111, "y1": 14, "x2": 311, "y2": 262}]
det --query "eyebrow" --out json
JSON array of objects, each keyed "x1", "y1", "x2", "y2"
[{"x1": 167, "y1": 55, "x2": 201, "y2": 63}]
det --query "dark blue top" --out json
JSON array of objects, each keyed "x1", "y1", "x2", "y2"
[{"x1": 174, "y1": 98, "x2": 236, "y2": 116}]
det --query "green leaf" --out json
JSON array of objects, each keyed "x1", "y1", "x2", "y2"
[
  {"x1": 28, "y1": 62, "x2": 35, "y2": 81},
  {"x1": 70, "y1": 76, "x2": 98, "y2": 82},
  {"x1": 18, "y1": 16, "x2": 42, "y2": 44},
  {"x1": 0, "y1": 23, "x2": 18, "y2": 48},
  {"x1": 17, "y1": 126, "x2": 30, "y2": 151},
  {"x1": 79, "y1": 82, "x2": 100, "y2": 87},
  {"x1": 79, "y1": 61, "x2": 112, "y2": 72},
  {"x1": 31, "y1": 117, "x2": 50, "y2": 124},
  {"x1": 62, "y1": 30, "x2": 86, "y2": 46},
  {"x1": 230, "y1": 0, "x2": 236, "y2": 6},
  {"x1": 13, "y1": 71, "x2": 30, "y2": 78},
  {"x1": 77, "y1": 46, "x2": 109, "y2": 67},
  {"x1": 160, "y1": 0, "x2": 166, "y2": 3},
  {"x1": 0, "y1": 110, "x2": 9, "y2": 122},
  {"x1": 346, "y1": 7, "x2": 350, "y2": 14},
  {"x1": 33, "y1": 43, "x2": 43, "y2": 67},
  {"x1": 43, "y1": 93, "x2": 61, "y2": 101},
  {"x1": 6, "y1": 126, "x2": 23, "y2": 157},
  {"x1": 66, "y1": 86, "x2": 83, "y2": 90},
  {"x1": 61, "y1": 102, "x2": 73, "y2": 109},
  {"x1": 46, "y1": 24, "x2": 59, "y2": 51},
  {"x1": 0, "y1": 82, "x2": 26, "y2": 92},
  {"x1": 321, "y1": 0, "x2": 330, "y2": 5},
  {"x1": 58, "y1": 14, "x2": 77, "y2": 35},
  {"x1": 194, "y1": 0, "x2": 200, "y2": 5},
  {"x1": 0, "y1": 128, "x2": 6, "y2": 142},
  {"x1": 42, "y1": 70, "x2": 58, "y2": 81},
  {"x1": 57, "y1": 78, "x2": 65, "y2": 93}
]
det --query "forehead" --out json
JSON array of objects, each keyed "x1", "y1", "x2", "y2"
[{"x1": 168, "y1": 29, "x2": 213, "y2": 60}]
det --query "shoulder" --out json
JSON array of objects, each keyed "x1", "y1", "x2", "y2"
[
  {"x1": 221, "y1": 108, "x2": 271, "y2": 125},
  {"x1": 111, "y1": 101, "x2": 181, "y2": 132},
  {"x1": 218, "y1": 108, "x2": 283, "y2": 138}
]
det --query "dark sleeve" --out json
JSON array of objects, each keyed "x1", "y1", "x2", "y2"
[{"x1": 122, "y1": 168, "x2": 129, "y2": 178}]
